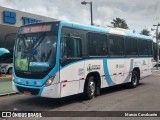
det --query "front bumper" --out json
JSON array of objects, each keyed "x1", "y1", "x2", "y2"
[{"x1": 12, "y1": 81, "x2": 61, "y2": 98}]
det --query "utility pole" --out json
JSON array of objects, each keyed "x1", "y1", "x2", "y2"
[
  {"x1": 153, "y1": 23, "x2": 160, "y2": 70},
  {"x1": 81, "y1": 1, "x2": 93, "y2": 25},
  {"x1": 156, "y1": 25, "x2": 159, "y2": 70}
]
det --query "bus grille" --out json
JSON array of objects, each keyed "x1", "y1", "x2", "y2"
[
  {"x1": 16, "y1": 86, "x2": 40, "y2": 95},
  {"x1": 15, "y1": 70, "x2": 47, "y2": 79}
]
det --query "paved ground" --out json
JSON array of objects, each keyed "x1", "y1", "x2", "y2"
[
  {"x1": 0, "y1": 78, "x2": 13, "y2": 94},
  {"x1": 0, "y1": 71, "x2": 160, "y2": 120}
]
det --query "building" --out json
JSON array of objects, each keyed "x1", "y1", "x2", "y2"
[{"x1": 0, "y1": 6, "x2": 56, "y2": 58}]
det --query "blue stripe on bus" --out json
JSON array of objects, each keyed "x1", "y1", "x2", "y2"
[
  {"x1": 126, "y1": 32, "x2": 152, "y2": 40},
  {"x1": 12, "y1": 65, "x2": 58, "y2": 87},
  {"x1": 61, "y1": 21, "x2": 152, "y2": 40},
  {"x1": 60, "y1": 21, "x2": 110, "y2": 33},
  {"x1": 103, "y1": 58, "x2": 112, "y2": 85},
  {"x1": 14, "y1": 83, "x2": 44, "y2": 96}
]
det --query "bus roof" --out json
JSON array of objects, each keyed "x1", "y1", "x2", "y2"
[
  {"x1": 20, "y1": 21, "x2": 152, "y2": 40},
  {"x1": 60, "y1": 21, "x2": 152, "y2": 40}
]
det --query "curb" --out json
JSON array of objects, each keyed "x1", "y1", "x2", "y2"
[{"x1": 0, "y1": 92, "x2": 18, "y2": 97}]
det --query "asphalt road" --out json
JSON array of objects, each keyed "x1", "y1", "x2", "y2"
[{"x1": 0, "y1": 71, "x2": 160, "y2": 120}]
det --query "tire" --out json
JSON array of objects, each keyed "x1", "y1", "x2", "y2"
[
  {"x1": 84, "y1": 76, "x2": 96, "y2": 100},
  {"x1": 8, "y1": 68, "x2": 12, "y2": 74},
  {"x1": 129, "y1": 71, "x2": 139, "y2": 88}
]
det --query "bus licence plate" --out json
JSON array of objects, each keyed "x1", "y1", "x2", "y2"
[{"x1": 23, "y1": 91, "x2": 31, "y2": 95}]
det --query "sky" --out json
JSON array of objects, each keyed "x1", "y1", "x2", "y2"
[{"x1": 0, "y1": 0, "x2": 159, "y2": 36}]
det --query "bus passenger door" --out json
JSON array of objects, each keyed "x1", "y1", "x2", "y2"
[{"x1": 60, "y1": 35, "x2": 84, "y2": 97}]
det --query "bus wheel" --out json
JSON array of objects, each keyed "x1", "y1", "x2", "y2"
[
  {"x1": 129, "y1": 71, "x2": 139, "y2": 88},
  {"x1": 84, "y1": 76, "x2": 96, "y2": 100}
]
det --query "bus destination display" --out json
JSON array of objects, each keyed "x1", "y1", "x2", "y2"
[{"x1": 21, "y1": 25, "x2": 52, "y2": 34}]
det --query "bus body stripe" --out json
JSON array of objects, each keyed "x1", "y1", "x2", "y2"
[{"x1": 103, "y1": 59, "x2": 115, "y2": 85}]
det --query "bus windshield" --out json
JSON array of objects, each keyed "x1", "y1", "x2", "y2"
[{"x1": 14, "y1": 33, "x2": 57, "y2": 72}]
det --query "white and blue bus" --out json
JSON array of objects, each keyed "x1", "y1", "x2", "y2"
[{"x1": 12, "y1": 21, "x2": 153, "y2": 99}]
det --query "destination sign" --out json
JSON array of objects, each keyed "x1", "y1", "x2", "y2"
[{"x1": 21, "y1": 25, "x2": 52, "y2": 34}]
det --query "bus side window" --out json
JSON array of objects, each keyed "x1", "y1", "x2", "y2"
[
  {"x1": 61, "y1": 36, "x2": 82, "y2": 62},
  {"x1": 67, "y1": 37, "x2": 82, "y2": 58},
  {"x1": 125, "y1": 37, "x2": 138, "y2": 56},
  {"x1": 88, "y1": 32, "x2": 108, "y2": 56},
  {"x1": 138, "y1": 39, "x2": 148, "y2": 56},
  {"x1": 109, "y1": 35, "x2": 124, "y2": 56},
  {"x1": 61, "y1": 37, "x2": 67, "y2": 61}
]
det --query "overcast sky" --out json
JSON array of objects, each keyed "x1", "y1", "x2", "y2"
[{"x1": 0, "y1": 0, "x2": 159, "y2": 35}]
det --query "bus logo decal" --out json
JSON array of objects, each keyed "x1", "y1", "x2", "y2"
[
  {"x1": 87, "y1": 64, "x2": 100, "y2": 72},
  {"x1": 87, "y1": 64, "x2": 92, "y2": 72}
]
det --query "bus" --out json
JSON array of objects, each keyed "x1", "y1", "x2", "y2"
[{"x1": 12, "y1": 21, "x2": 153, "y2": 99}]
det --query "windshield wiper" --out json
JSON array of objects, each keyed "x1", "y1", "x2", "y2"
[
  {"x1": 33, "y1": 33, "x2": 46, "y2": 50},
  {"x1": 19, "y1": 34, "x2": 28, "y2": 48}
]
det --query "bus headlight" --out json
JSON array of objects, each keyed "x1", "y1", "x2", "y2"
[{"x1": 44, "y1": 75, "x2": 55, "y2": 87}]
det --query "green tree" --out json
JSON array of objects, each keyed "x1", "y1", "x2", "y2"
[
  {"x1": 140, "y1": 29, "x2": 150, "y2": 36},
  {"x1": 111, "y1": 17, "x2": 129, "y2": 29}
]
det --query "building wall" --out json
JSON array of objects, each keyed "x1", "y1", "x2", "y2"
[
  {"x1": 0, "y1": 6, "x2": 56, "y2": 27},
  {"x1": 0, "y1": 6, "x2": 56, "y2": 56}
]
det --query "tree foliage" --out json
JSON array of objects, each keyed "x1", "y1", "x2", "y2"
[
  {"x1": 140, "y1": 29, "x2": 150, "y2": 36},
  {"x1": 111, "y1": 17, "x2": 129, "y2": 29}
]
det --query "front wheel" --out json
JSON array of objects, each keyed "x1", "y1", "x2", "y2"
[
  {"x1": 84, "y1": 76, "x2": 96, "y2": 100},
  {"x1": 129, "y1": 71, "x2": 139, "y2": 88}
]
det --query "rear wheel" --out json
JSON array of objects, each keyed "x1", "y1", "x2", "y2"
[
  {"x1": 84, "y1": 76, "x2": 96, "y2": 100},
  {"x1": 129, "y1": 71, "x2": 139, "y2": 88}
]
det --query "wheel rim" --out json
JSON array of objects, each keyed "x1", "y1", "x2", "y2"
[
  {"x1": 132, "y1": 74, "x2": 137, "y2": 86},
  {"x1": 89, "y1": 81, "x2": 95, "y2": 96}
]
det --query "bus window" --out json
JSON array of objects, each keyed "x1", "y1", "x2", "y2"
[
  {"x1": 125, "y1": 37, "x2": 138, "y2": 56},
  {"x1": 109, "y1": 35, "x2": 124, "y2": 56},
  {"x1": 138, "y1": 39, "x2": 148, "y2": 56},
  {"x1": 88, "y1": 32, "x2": 107, "y2": 56},
  {"x1": 61, "y1": 36, "x2": 82, "y2": 61}
]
